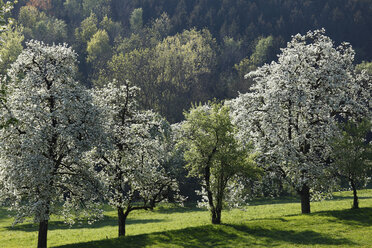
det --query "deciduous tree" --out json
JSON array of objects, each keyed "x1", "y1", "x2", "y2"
[
  {"x1": 100, "y1": 27, "x2": 216, "y2": 122},
  {"x1": 90, "y1": 81, "x2": 182, "y2": 237},
  {"x1": 82, "y1": 0, "x2": 111, "y2": 19},
  {"x1": 356, "y1": 61, "x2": 372, "y2": 75},
  {"x1": 129, "y1": 8, "x2": 143, "y2": 33},
  {"x1": 179, "y1": 101, "x2": 259, "y2": 224},
  {"x1": 0, "y1": 41, "x2": 104, "y2": 248},
  {"x1": 0, "y1": 24, "x2": 23, "y2": 74},
  {"x1": 74, "y1": 12, "x2": 98, "y2": 46},
  {"x1": 86, "y1": 29, "x2": 111, "y2": 70},
  {"x1": 18, "y1": 5, "x2": 67, "y2": 44},
  {"x1": 153, "y1": 28, "x2": 217, "y2": 121},
  {"x1": 332, "y1": 119, "x2": 372, "y2": 209},
  {"x1": 230, "y1": 29, "x2": 371, "y2": 214},
  {"x1": 0, "y1": 0, "x2": 14, "y2": 33}
]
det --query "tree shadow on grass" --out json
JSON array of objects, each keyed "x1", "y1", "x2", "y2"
[
  {"x1": 5, "y1": 215, "x2": 165, "y2": 232},
  {"x1": 314, "y1": 207, "x2": 372, "y2": 227},
  {"x1": 154, "y1": 198, "x2": 300, "y2": 214},
  {"x1": 54, "y1": 225, "x2": 240, "y2": 248},
  {"x1": 0, "y1": 207, "x2": 13, "y2": 221},
  {"x1": 53, "y1": 223, "x2": 354, "y2": 248},
  {"x1": 225, "y1": 224, "x2": 354, "y2": 246}
]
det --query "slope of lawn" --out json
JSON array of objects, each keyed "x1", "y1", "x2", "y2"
[{"x1": 0, "y1": 189, "x2": 371, "y2": 247}]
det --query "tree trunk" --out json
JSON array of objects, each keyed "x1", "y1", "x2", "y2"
[
  {"x1": 212, "y1": 174, "x2": 224, "y2": 225},
  {"x1": 211, "y1": 209, "x2": 217, "y2": 224},
  {"x1": 350, "y1": 180, "x2": 359, "y2": 209},
  {"x1": 117, "y1": 207, "x2": 126, "y2": 237},
  {"x1": 38, "y1": 220, "x2": 48, "y2": 248},
  {"x1": 299, "y1": 184, "x2": 310, "y2": 214},
  {"x1": 118, "y1": 207, "x2": 131, "y2": 237},
  {"x1": 204, "y1": 164, "x2": 219, "y2": 224},
  {"x1": 211, "y1": 207, "x2": 222, "y2": 224}
]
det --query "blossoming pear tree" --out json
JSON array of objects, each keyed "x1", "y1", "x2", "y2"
[
  {"x1": 229, "y1": 29, "x2": 371, "y2": 214},
  {"x1": 90, "y1": 81, "x2": 183, "y2": 237},
  {"x1": 0, "y1": 41, "x2": 104, "y2": 248}
]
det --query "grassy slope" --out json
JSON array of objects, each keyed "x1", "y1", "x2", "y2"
[{"x1": 0, "y1": 190, "x2": 371, "y2": 248}]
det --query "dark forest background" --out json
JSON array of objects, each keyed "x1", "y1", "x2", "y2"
[{"x1": 4, "y1": 0, "x2": 372, "y2": 122}]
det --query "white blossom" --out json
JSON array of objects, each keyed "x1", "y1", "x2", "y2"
[
  {"x1": 0, "y1": 41, "x2": 104, "y2": 225},
  {"x1": 229, "y1": 29, "x2": 371, "y2": 203},
  {"x1": 90, "y1": 81, "x2": 183, "y2": 235}
]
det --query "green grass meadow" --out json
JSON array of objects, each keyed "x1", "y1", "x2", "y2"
[{"x1": 1, "y1": 190, "x2": 372, "y2": 247}]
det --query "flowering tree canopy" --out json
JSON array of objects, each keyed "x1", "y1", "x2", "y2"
[
  {"x1": 229, "y1": 29, "x2": 371, "y2": 213},
  {"x1": 0, "y1": 41, "x2": 104, "y2": 248},
  {"x1": 90, "y1": 81, "x2": 182, "y2": 237}
]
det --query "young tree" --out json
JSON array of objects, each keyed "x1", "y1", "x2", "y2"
[
  {"x1": 0, "y1": 24, "x2": 24, "y2": 74},
  {"x1": 86, "y1": 29, "x2": 111, "y2": 70},
  {"x1": 230, "y1": 29, "x2": 371, "y2": 214},
  {"x1": 0, "y1": 0, "x2": 14, "y2": 33},
  {"x1": 75, "y1": 13, "x2": 98, "y2": 46},
  {"x1": 99, "y1": 48, "x2": 157, "y2": 109},
  {"x1": 90, "y1": 81, "x2": 182, "y2": 237},
  {"x1": 82, "y1": 0, "x2": 111, "y2": 19},
  {"x1": 332, "y1": 119, "x2": 372, "y2": 209},
  {"x1": 153, "y1": 28, "x2": 217, "y2": 121},
  {"x1": 95, "y1": 13, "x2": 172, "y2": 112},
  {"x1": 129, "y1": 8, "x2": 143, "y2": 32},
  {"x1": 356, "y1": 61, "x2": 372, "y2": 75},
  {"x1": 179, "y1": 101, "x2": 259, "y2": 224},
  {"x1": 0, "y1": 0, "x2": 17, "y2": 129},
  {"x1": 235, "y1": 36, "x2": 275, "y2": 74},
  {"x1": 0, "y1": 41, "x2": 104, "y2": 248},
  {"x1": 99, "y1": 27, "x2": 216, "y2": 122},
  {"x1": 0, "y1": 25, "x2": 23, "y2": 129},
  {"x1": 99, "y1": 16, "x2": 122, "y2": 42},
  {"x1": 18, "y1": 5, "x2": 68, "y2": 44},
  {"x1": 63, "y1": 0, "x2": 84, "y2": 26}
]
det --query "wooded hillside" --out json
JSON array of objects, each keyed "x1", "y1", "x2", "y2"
[{"x1": 5, "y1": 0, "x2": 372, "y2": 121}]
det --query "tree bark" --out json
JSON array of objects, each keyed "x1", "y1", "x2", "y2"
[
  {"x1": 118, "y1": 207, "x2": 131, "y2": 237},
  {"x1": 350, "y1": 180, "x2": 359, "y2": 209},
  {"x1": 204, "y1": 164, "x2": 219, "y2": 224},
  {"x1": 299, "y1": 184, "x2": 311, "y2": 214},
  {"x1": 211, "y1": 207, "x2": 222, "y2": 224},
  {"x1": 37, "y1": 220, "x2": 48, "y2": 248},
  {"x1": 212, "y1": 172, "x2": 224, "y2": 225},
  {"x1": 118, "y1": 207, "x2": 126, "y2": 237}
]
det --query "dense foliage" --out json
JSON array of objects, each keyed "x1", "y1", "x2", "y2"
[
  {"x1": 0, "y1": 41, "x2": 104, "y2": 248},
  {"x1": 89, "y1": 81, "x2": 183, "y2": 237},
  {"x1": 229, "y1": 29, "x2": 371, "y2": 214},
  {"x1": 332, "y1": 119, "x2": 372, "y2": 209},
  {"x1": 179, "y1": 101, "x2": 260, "y2": 224},
  {"x1": 0, "y1": 1, "x2": 371, "y2": 247},
  {"x1": 8, "y1": 0, "x2": 372, "y2": 121}
]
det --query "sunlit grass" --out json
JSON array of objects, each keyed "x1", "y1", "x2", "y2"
[{"x1": 0, "y1": 190, "x2": 371, "y2": 247}]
